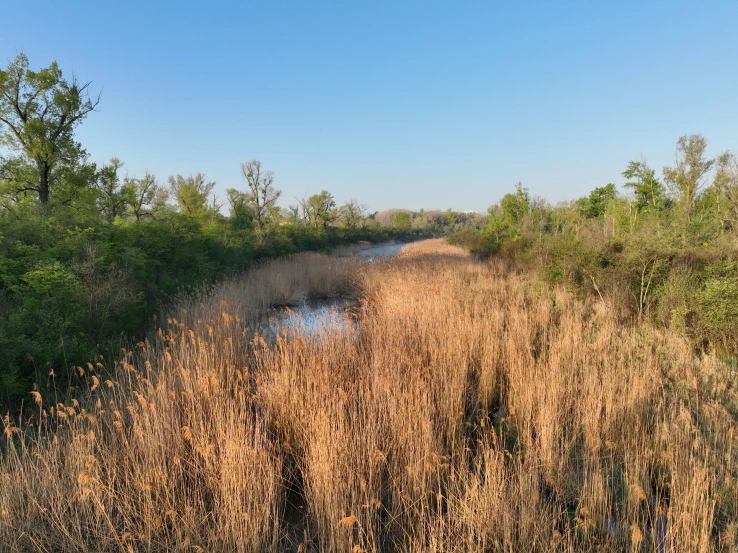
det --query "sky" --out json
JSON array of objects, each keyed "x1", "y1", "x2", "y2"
[{"x1": 3, "y1": 0, "x2": 738, "y2": 213}]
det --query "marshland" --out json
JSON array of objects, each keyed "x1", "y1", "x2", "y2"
[
  {"x1": 1, "y1": 239, "x2": 736, "y2": 552},
  {"x1": 3, "y1": 4, "x2": 738, "y2": 551}
]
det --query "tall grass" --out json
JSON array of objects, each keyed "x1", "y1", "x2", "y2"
[{"x1": 1, "y1": 240, "x2": 736, "y2": 552}]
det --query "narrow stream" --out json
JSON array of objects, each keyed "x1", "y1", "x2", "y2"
[
  {"x1": 267, "y1": 298, "x2": 357, "y2": 340},
  {"x1": 267, "y1": 241, "x2": 407, "y2": 339},
  {"x1": 350, "y1": 241, "x2": 406, "y2": 259}
]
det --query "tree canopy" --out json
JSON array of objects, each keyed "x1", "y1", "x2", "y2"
[{"x1": 0, "y1": 53, "x2": 100, "y2": 207}]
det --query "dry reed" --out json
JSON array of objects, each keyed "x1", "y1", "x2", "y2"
[{"x1": 1, "y1": 240, "x2": 736, "y2": 552}]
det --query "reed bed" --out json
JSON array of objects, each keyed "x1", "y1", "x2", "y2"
[{"x1": 1, "y1": 240, "x2": 736, "y2": 552}]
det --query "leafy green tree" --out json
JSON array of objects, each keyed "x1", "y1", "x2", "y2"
[
  {"x1": 479, "y1": 184, "x2": 531, "y2": 252},
  {"x1": 412, "y1": 209, "x2": 429, "y2": 230},
  {"x1": 240, "y1": 160, "x2": 281, "y2": 231},
  {"x1": 338, "y1": 199, "x2": 366, "y2": 228},
  {"x1": 445, "y1": 208, "x2": 458, "y2": 228},
  {"x1": 576, "y1": 183, "x2": 617, "y2": 219},
  {"x1": 622, "y1": 160, "x2": 668, "y2": 214},
  {"x1": 94, "y1": 158, "x2": 129, "y2": 222},
  {"x1": 307, "y1": 190, "x2": 336, "y2": 229},
  {"x1": 500, "y1": 182, "x2": 530, "y2": 225},
  {"x1": 168, "y1": 173, "x2": 215, "y2": 220},
  {"x1": 0, "y1": 53, "x2": 100, "y2": 206},
  {"x1": 393, "y1": 211, "x2": 412, "y2": 230},
  {"x1": 226, "y1": 188, "x2": 255, "y2": 231},
  {"x1": 0, "y1": 156, "x2": 37, "y2": 217},
  {"x1": 126, "y1": 173, "x2": 168, "y2": 222}
]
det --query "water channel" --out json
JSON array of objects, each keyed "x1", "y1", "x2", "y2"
[{"x1": 266, "y1": 241, "x2": 407, "y2": 340}]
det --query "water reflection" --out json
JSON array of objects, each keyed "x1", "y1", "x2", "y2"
[
  {"x1": 331, "y1": 241, "x2": 407, "y2": 260},
  {"x1": 265, "y1": 241, "x2": 406, "y2": 341},
  {"x1": 268, "y1": 298, "x2": 357, "y2": 341},
  {"x1": 353, "y1": 242, "x2": 406, "y2": 259}
]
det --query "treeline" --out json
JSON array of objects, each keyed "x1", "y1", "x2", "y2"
[
  {"x1": 452, "y1": 133, "x2": 738, "y2": 354},
  {"x1": 0, "y1": 55, "x2": 449, "y2": 405}
]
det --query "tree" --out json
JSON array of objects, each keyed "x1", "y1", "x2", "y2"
[
  {"x1": 393, "y1": 211, "x2": 412, "y2": 230},
  {"x1": 481, "y1": 183, "x2": 532, "y2": 249},
  {"x1": 622, "y1": 160, "x2": 668, "y2": 214},
  {"x1": 575, "y1": 183, "x2": 617, "y2": 219},
  {"x1": 445, "y1": 208, "x2": 458, "y2": 228},
  {"x1": 0, "y1": 53, "x2": 100, "y2": 206},
  {"x1": 284, "y1": 204, "x2": 301, "y2": 225},
  {"x1": 338, "y1": 199, "x2": 367, "y2": 228},
  {"x1": 663, "y1": 134, "x2": 714, "y2": 222},
  {"x1": 375, "y1": 209, "x2": 410, "y2": 227},
  {"x1": 425, "y1": 210, "x2": 446, "y2": 226},
  {"x1": 307, "y1": 190, "x2": 336, "y2": 229},
  {"x1": 126, "y1": 173, "x2": 168, "y2": 222},
  {"x1": 240, "y1": 160, "x2": 281, "y2": 231},
  {"x1": 712, "y1": 151, "x2": 738, "y2": 233},
  {"x1": 168, "y1": 173, "x2": 215, "y2": 219},
  {"x1": 499, "y1": 182, "x2": 530, "y2": 226},
  {"x1": 226, "y1": 188, "x2": 254, "y2": 230},
  {"x1": 94, "y1": 158, "x2": 129, "y2": 222}
]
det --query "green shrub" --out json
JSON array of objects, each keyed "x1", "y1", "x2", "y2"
[{"x1": 696, "y1": 262, "x2": 738, "y2": 349}]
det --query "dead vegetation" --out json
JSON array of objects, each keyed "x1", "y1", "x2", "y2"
[{"x1": 1, "y1": 240, "x2": 736, "y2": 552}]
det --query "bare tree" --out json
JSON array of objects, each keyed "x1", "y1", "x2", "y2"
[
  {"x1": 296, "y1": 195, "x2": 310, "y2": 227},
  {"x1": 240, "y1": 160, "x2": 281, "y2": 231}
]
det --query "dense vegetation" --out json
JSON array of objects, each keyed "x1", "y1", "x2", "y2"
[
  {"x1": 451, "y1": 134, "x2": 738, "y2": 355},
  {"x1": 1, "y1": 242, "x2": 735, "y2": 551},
  {"x1": 2, "y1": 52, "x2": 737, "y2": 552},
  {"x1": 0, "y1": 55, "x2": 476, "y2": 406}
]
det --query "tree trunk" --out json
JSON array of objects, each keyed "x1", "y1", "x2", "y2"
[{"x1": 38, "y1": 163, "x2": 50, "y2": 204}]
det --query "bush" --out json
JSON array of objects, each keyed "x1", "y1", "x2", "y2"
[{"x1": 696, "y1": 262, "x2": 738, "y2": 349}]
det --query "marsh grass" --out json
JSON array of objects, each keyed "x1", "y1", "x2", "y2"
[{"x1": 1, "y1": 240, "x2": 736, "y2": 552}]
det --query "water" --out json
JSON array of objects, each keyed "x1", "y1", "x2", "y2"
[
  {"x1": 331, "y1": 240, "x2": 407, "y2": 260},
  {"x1": 353, "y1": 242, "x2": 406, "y2": 259},
  {"x1": 266, "y1": 241, "x2": 407, "y2": 340},
  {"x1": 268, "y1": 298, "x2": 357, "y2": 341}
]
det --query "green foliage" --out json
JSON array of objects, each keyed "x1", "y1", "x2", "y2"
[
  {"x1": 499, "y1": 182, "x2": 530, "y2": 225},
  {"x1": 452, "y1": 135, "x2": 738, "y2": 355},
  {"x1": 664, "y1": 134, "x2": 715, "y2": 226},
  {"x1": 393, "y1": 211, "x2": 412, "y2": 230},
  {"x1": 576, "y1": 183, "x2": 616, "y2": 219},
  {"x1": 226, "y1": 188, "x2": 255, "y2": 231},
  {"x1": 445, "y1": 208, "x2": 458, "y2": 228},
  {"x1": 0, "y1": 53, "x2": 99, "y2": 206},
  {"x1": 93, "y1": 158, "x2": 128, "y2": 222},
  {"x1": 307, "y1": 190, "x2": 336, "y2": 229},
  {"x1": 0, "y1": 56, "x2": 442, "y2": 409},
  {"x1": 240, "y1": 160, "x2": 281, "y2": 231},
  {"x1": 168, "y1": 173, "x2": 217, "y2": 221},
  {"x1": 0, "y1": 210, "x2": 422, "y2": 407},
  {"x1": 622, "y1": 160, "x2": 668, "y2": 214},
  {"x1": 695, "y1": 262, "x2": 738, "y2": 349},
  {"x1": 338, "y1": 199, "x2": 366, "y2": 228},
  {"x1": 473, "y1": 183, "x2": 531, "y2": 254}
]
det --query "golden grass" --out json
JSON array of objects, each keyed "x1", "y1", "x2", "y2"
[{"x1": 1, "y1": 239, "x2": 736, "y2": 552}]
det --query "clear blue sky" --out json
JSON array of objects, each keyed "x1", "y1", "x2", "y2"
[{"x1": 3, "y1": 1, "x2": 737, "y2": 212}]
